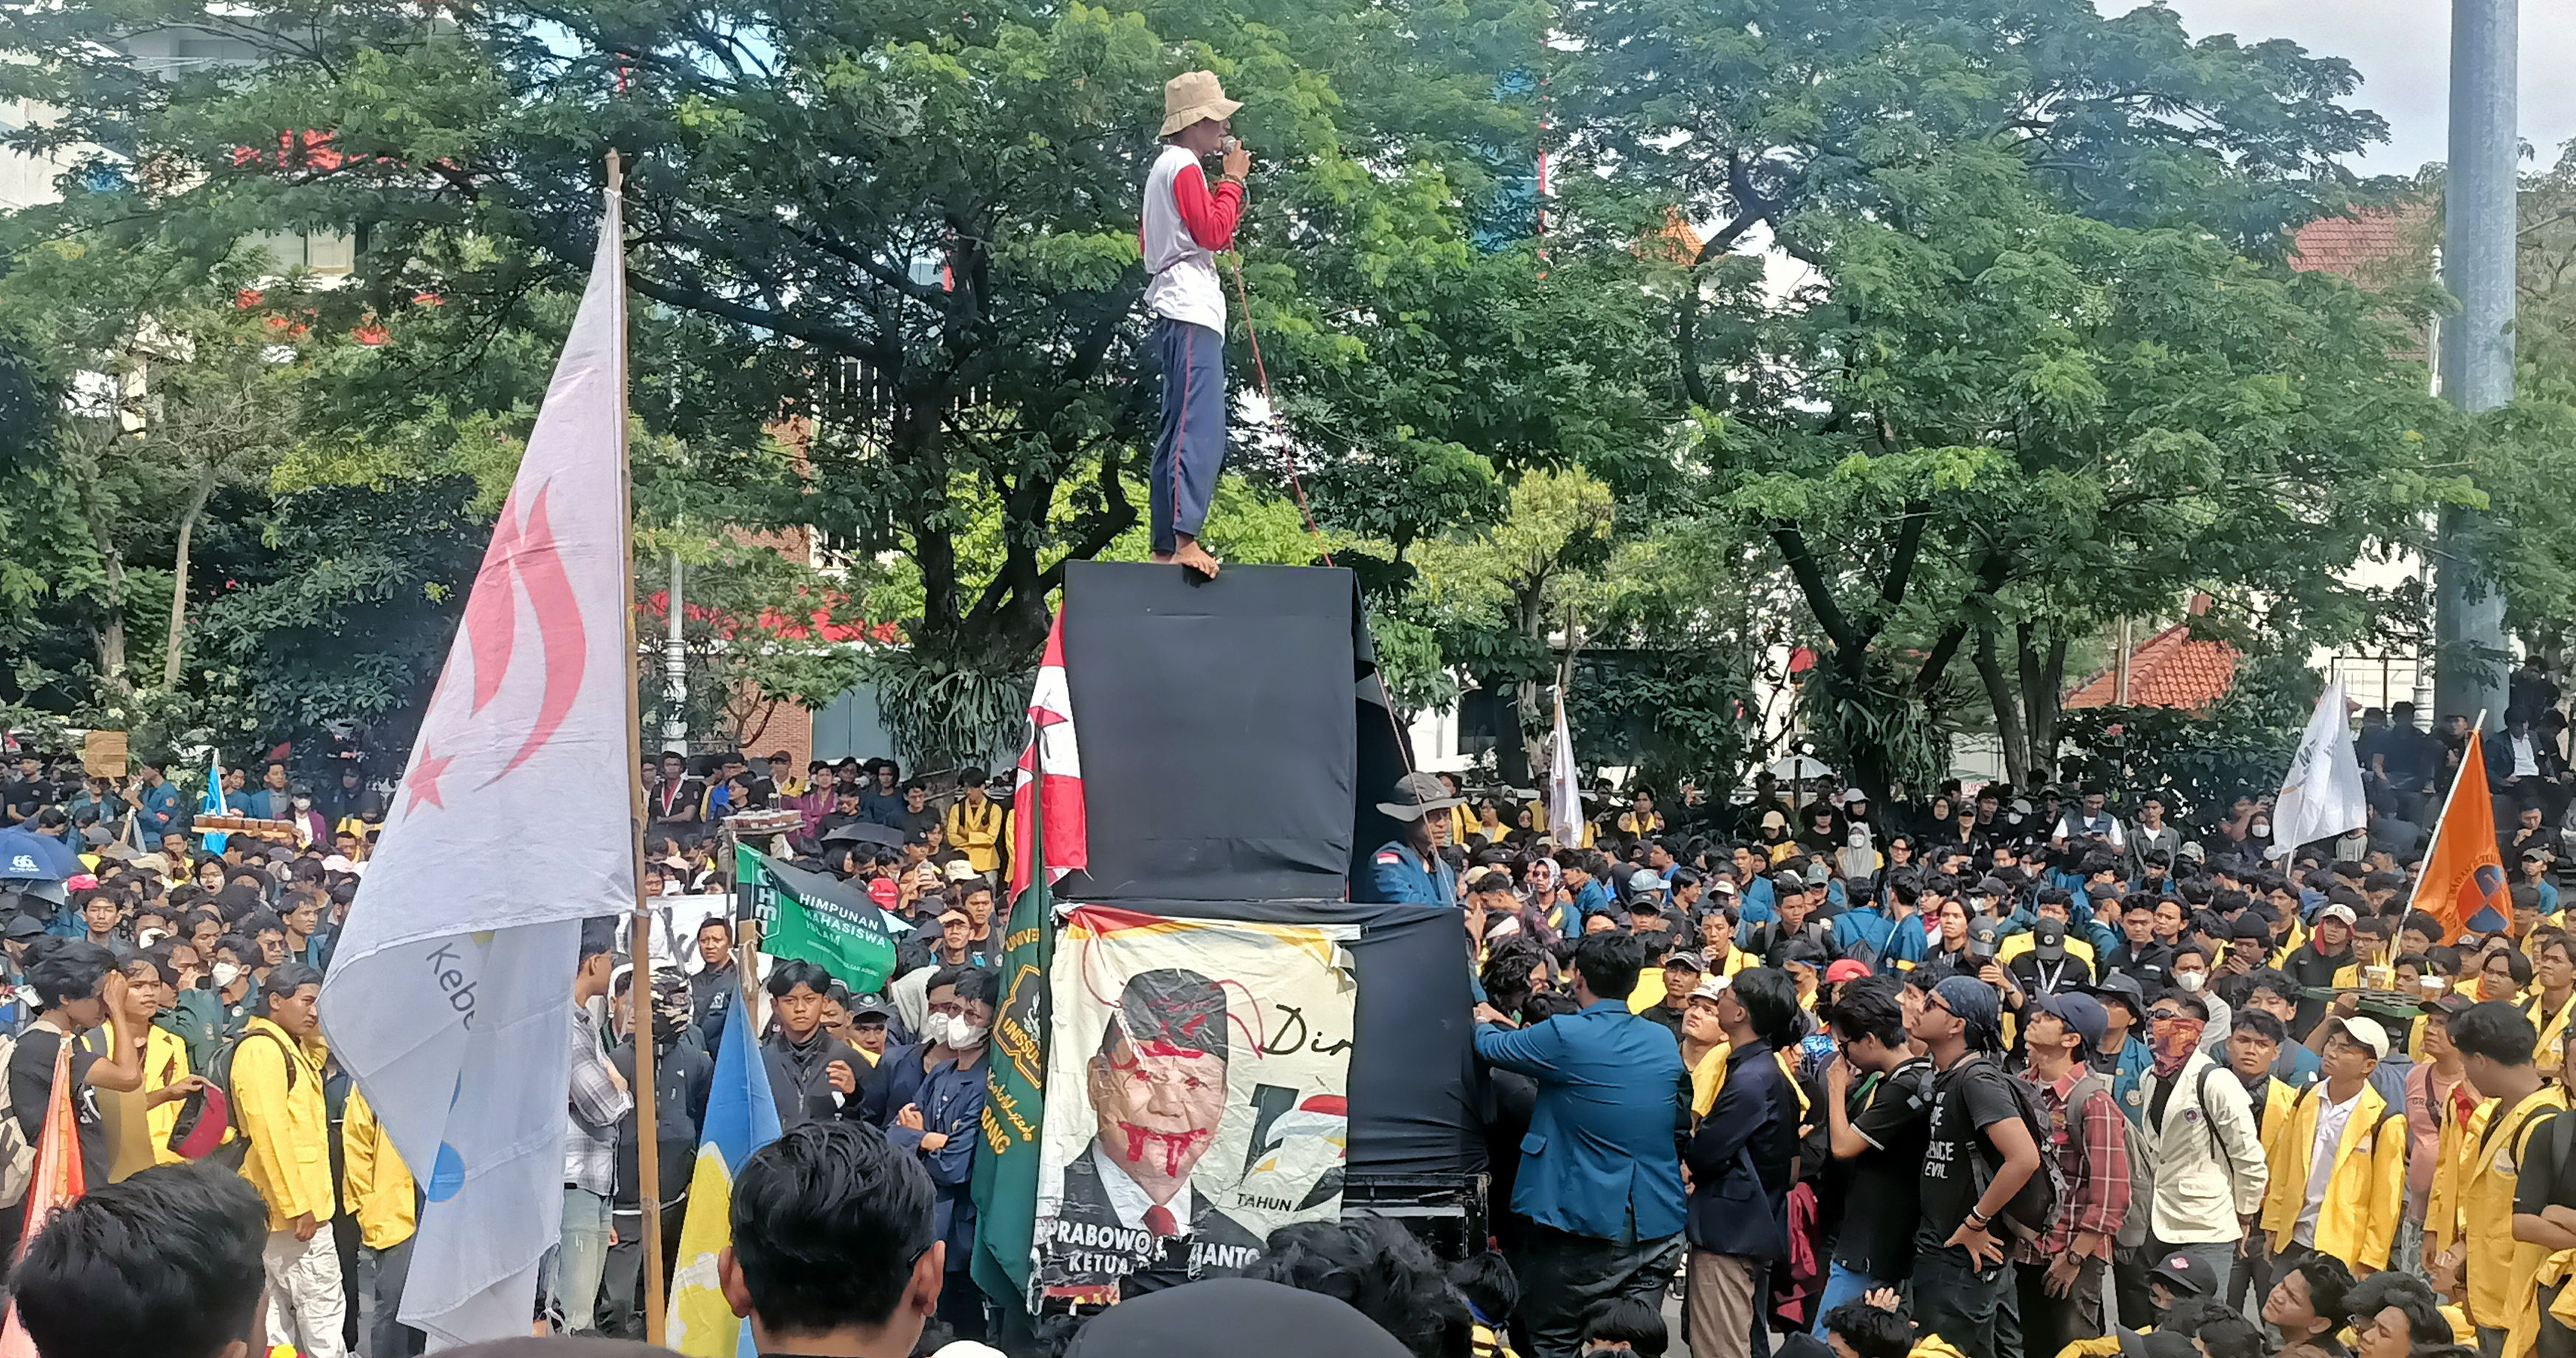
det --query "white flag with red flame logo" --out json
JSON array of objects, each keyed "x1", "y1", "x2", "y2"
[
  {"x1": 318, "y1": 193, "x2": 636, "y2": 1346},
  {"x1": 1008, "y1": 607, "x2": 1087, "y2": 897}
]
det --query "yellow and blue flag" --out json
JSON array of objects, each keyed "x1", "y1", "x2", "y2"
[{"x1": 664, "y1": 979, "x2": 780, "y2": 1357}]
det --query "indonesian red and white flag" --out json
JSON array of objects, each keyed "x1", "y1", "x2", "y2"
[
  {"x1": 318, "y1": 190, "x2": 636, "y2": 1346},
  {"x1": 0, "y1": 1041, "x2": 86, "y2": 1358},
  {"x1": 1009, "y1": 608, "x2": 1088, "y2": 896}
]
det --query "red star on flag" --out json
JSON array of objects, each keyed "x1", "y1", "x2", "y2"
[{"x1": 406, "y1": 750, "x2": 455, "y2": 815}]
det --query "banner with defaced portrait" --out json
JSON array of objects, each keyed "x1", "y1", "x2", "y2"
[{"x1": 1031, "y1": 905, "x2": 1359, "y2": 1304}]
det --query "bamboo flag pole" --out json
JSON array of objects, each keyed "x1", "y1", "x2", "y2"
[{"x1": 605, "y1": 148, "x2": 669, "y2": 1347}]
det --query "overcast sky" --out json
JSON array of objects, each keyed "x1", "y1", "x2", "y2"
[{"x1": 2110, "y1": 0, "x2": 2576, "y2": 179}]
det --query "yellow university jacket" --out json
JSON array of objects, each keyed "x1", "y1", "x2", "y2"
[
  {"x1": 2249, "y1": 1075, "x2": 2301, "y2": 1200},
  {"x1": 945, "y1": 799, "x2": 1003, "y2": 875},
  {"x1": 235, "y1": 1017, "x2": 337, "y2": 1231},
  {"x1": 141, "y1": 1025, "x2": 194, "y2": 1168},
  {"x1": 2436, "y1": 1086, "x2": 2566, "y2": 1330},
  {"x1": 341, "y1": 1086, "x2": 416, "y2": 1251},
  {"x1": 2527, "y1": 990, "x2": 2576, "y2": 1076},
  {"x1": 2259, "y1": 1083, "x2": 2407, "y2": 1269}
]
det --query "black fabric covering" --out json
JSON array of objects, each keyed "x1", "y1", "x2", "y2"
[
  {"x1": 1057, "y1": 562, "x2": 1360, "y2": 903},
  {"x1": 1067, "y1": 897, "x2": 1484, "y2": 1178}
]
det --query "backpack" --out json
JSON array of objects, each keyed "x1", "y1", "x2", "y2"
[
  {"x1": 0, "y1": 1033, "x2": 33, "y2": 1207},
  {"x1": 190, "y1": 1028, "x2": 298, "y2": 1172},
  {"x1": 2066, "y1": 1070, "x2": 2155, "y2": 1248},
  {"x1": 1964, "y1": 1060, "x2": 2064, "y2": 1242}
]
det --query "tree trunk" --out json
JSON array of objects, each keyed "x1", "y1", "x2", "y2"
[
  {"x1": 1974, "y1": 623, "x2": 2032, "y2": 785},
  {"x1": 160, "y1": 463, "x2": 216, "y2": 691},
  {"x1": 2013, "y1": 622, "x2": 2070, "y2": 785}
]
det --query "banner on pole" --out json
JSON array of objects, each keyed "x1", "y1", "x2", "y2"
[
  {"x1": 1030, "y1": 906, "x2": 1357, "y2": 1303},
  {"x1": 736, "y1": 847, "x2": 898, "y2": 993}
]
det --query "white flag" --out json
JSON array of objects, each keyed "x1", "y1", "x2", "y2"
[
  {"x1": 317, "y1": 193, "x2": 635, "y2": 1347},
  {"x1": 1547, "y1": 689, "x2": 1582, "y2": 847},
  {"x1": 2270, "y1": 680, "x2": 2368, "y2": 860}
]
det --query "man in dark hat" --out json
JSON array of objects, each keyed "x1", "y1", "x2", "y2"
[
  {"x1": 1041, "y1": 968, "x2": 1261, "y2": 1295},
  {"x1": 1367, "y1": 773, "x2": 1464, "y2": 906}
]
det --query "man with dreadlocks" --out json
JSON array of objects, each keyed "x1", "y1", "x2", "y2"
[{"x1": 1041, "y1": 968, "x2": 1262, "y2": 1297}]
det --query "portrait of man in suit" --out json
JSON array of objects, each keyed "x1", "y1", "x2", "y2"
[{"x1": 1039, "y1": 968, "x2": 1262, "y2": 1294}]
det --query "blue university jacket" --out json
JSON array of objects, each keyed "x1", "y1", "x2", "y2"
[
  {"x1": 1474, "y1": 1002, "x2": 1689, "y2": 1243},
  {"x1": 1370, "y1": 841, "x2": 1457, "y2": 906}
]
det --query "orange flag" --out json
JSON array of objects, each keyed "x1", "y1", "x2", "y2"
[
  {"x1": 0, "y1": 1037, "x2": 88, "y2": 1357},
  {"x1": 2412, "y1": 730, "x2": 2510, "y2": 944}
]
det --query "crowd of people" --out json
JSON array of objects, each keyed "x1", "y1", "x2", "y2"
[{"x1": 10, "y1": 700, "x2": 2576, "y2": 1358}]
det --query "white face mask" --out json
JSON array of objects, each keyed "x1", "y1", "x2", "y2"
[
  {"x1": 2174, "y1": 970, "x2": 2205, "y2": 993},
  {"x1": 931, "y1": 1013, "x2": 989, "y2": 1049},
  {"x1": 210, "y1": 962, "x2": 243, "y2": 991},
  {"x1": 292, "y1": 796, "x2": 311, "y2": 810}
]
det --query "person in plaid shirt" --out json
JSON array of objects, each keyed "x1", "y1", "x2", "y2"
[{"x1": 2017, "y1": 991, "x2": 2134, "y2": 1358}]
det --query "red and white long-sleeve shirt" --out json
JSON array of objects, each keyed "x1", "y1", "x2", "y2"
[{"x1": 1141, "y1": 142, "x2": 1242, "y2": 332}]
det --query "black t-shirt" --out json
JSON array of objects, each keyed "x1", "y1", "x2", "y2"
[
  {"x1": 9, "y1": 1026, "x2": 105, "y2": 1190},
  {"x1": 1833, "y1": 1057, "x2": 1936, "y2": 1278},
  {"x1": 1918, "y1": 1053, "x2": 2022, "y2": 1243},
  {"x1": 2513, "y1": 1105, "x2": 2576, "y2": 1224}
]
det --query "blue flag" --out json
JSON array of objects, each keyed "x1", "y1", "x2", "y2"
[{"x1": 665, "y1": 975, "x2": 782, "y2": 1357}]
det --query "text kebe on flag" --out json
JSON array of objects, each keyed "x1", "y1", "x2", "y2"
[
  {"x1": 2412, "y1": 728, "x2": 2510, "y2": 942},
  {"x1": 664, "y1": 979, "x2": 781, "y2": 1358},
  {"x1": 738, "y1": 848, "x2": 898, "y2": 993},
  {"x1": 2269, "y1": 680, "x2": 2368, "y2": 859},
  {"x1": 317, "y1": 187, "x2": 638, "y2": 1346}
]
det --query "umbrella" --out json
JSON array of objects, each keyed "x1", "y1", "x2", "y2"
[
  {"x1": 1766, "y1": 755, "x2": 1835, "y2": 782},
  {"x1": 820, "y1": 821, "x2": 907, "y2": 849},
  {"x1": 0, "y1": 829, "x2": 80, "y2": 882}
]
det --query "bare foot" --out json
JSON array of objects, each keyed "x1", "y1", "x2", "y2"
[{"x1": 1174, "y1": 540, "x2": 1222, "y2": 579}]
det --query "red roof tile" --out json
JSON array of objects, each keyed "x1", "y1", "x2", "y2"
[
  {"x1": 2289, "y1": 204, "x2": 2433, "y2": 286},
  {"x1": 2062, "y1": 622, "x2": 2242, "y2": 712}
]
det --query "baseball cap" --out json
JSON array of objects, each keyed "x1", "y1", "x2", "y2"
[
  {"x1": 2031, "y1": 991, "x2": 2110, "y2": 1051},
  {"x1": 2315, "y1": 903, "x2": 2358, "y2": 927},
  {"x1": 1840, "y1": 787, "x2": 1870, "y2": 805},
  {"x1": 849, "y1": 993, "x2": 892, "y2": 1023},
  {"x1": 1760, "y1": 810, "x2": 1787, "y2": 831},
  {"x1": 2148, "y1": 1251, "x2": 2217, "y2": 1298},
  {"x1": 2087, "y1": 973, "x2": 2148, "y2": 1024},
  {"x1": 2327, "y1": 1015, "x2": 2392, "y2": 1059},
  {"x1": 867, "y1": 878, "x2": 899, "y2": 909},
  {"x1": 1824, "y1": 959, "x2": 1872, "y2": 984},
  {"x1": 1664, "y1": 951, "x2": 1707, "y2": 973},
  {"x1": 2033, "y1": 918, "x2": 2069, "y2": 959},
  {"x1": 1691, "y1": 975, "x2": 1733, "y2": 1002},
  {"x1": 1467, "y1": 866, "x2": 1515, "y2": 895},
  {"x1": 1708, "y1": 877, "x2": 1738, "y2": 895},
  {"x1": 1628, "y1": 869, "x2": 1667, "y2": 896},
  {"x1": 1, "y1": 912, "x2": 47, "y2": 942},
  {"x1": 1780, "y1": 939, "x2": 1828, "y2": 971},
  {"x1": 943, "y1": 860, "x2": 982, "y2": 883}
]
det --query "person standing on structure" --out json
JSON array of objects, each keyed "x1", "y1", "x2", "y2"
[{"x1": 1142, "y1": 70, "x2": 1250, "y2": 579}]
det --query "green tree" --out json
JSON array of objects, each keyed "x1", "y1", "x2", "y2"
[{"x1": 1548, "y1": 0, "x2": 2456, "y2": 795}]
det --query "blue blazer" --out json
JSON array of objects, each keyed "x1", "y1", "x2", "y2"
[
  {"x1": 1475, "y1": 1001, "x2": 1689, "y2": 1243},
  {"x1": 1370, "y1": 840, "x2": 1457, "y2": 906},
  {"x1": 1683, "y1": 1040, "x2": 1797, "y2": 1259}
]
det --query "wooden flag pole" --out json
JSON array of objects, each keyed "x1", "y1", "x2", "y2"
[{"x1": 605, "y1": 148, "x2": 669, "y2": 1347}]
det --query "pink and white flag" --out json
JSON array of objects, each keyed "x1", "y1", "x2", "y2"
[
  {"x1": 1009, "y1": 608, "x2": 1088, "y2": 896},
  {"x1": 319, "y1": 192, "x2": 636, "y2": 1346}
]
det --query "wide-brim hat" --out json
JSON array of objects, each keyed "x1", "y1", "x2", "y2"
[
  {"x1": 1377, "y1": 772, "x2": 1466, "y2": 821},
  {"x1": 1161, "y1": 70, "x2": 1242, "y2": 137}
]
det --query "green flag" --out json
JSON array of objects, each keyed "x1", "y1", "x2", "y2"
[
  {"x1": 971, "y1": 766, "x2": 1055, "y2": 1313},
  {"x1": 736, "y1": 847, "x2": 898, "y2": 992}
]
